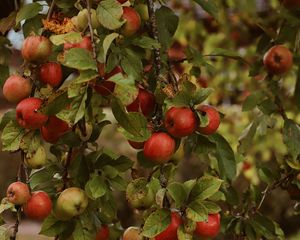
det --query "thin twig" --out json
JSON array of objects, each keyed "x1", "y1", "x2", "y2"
[
  {"x1": 86, "y1": 0, "x2": 97, "y2": 60},
  {"x1": 10, "y1": 207, "x2": 21, "y2": 240},
  {"x1": 146, "y1": 0, "x2": 161, "y2": 78},
  {"x1": 14, "y1": 0, "x2": 19, "y2": 11},
  {"x1": 62, "y1": 146, "x2": 73, "y2": 190},
  {"x1": 47, "y1": 0, "x2": 56, "y2": 20}
]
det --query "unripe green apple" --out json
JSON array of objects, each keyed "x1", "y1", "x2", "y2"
[
  {"x1": 54, "y1": 187, "x2": 88, "y2": 221},
  {"x1": 126, "y1": 178, "x2": 154, "y2": 210},
  {"x1": 25, "y1": 146, "x2": 47, "y2": 169}
]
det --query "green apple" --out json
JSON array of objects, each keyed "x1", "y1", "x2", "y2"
[
  {"x1": 54, "y1": 187, "x2": 88, "y2": 221},
  {"x1": 25, "y1": 146, "x2": 47, "y2": 169}
]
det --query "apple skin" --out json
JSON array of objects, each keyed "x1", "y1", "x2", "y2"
[
  {"x1": 25, "y1": 146, "x2": 47, "y2": 169},
  {"x1": 197, "y1": 105, "x2": 220, "y2": 135},
  {"x1": 283, "y1": 0, "x2": 300, "y2": 8},
  {"x1": 22, "y1": 36, "x2": 52, "y2": 63},
  {"x1": 2, "y1": 75, "x2": 32, "y2": 103},
  {"x1": 263, "y1": 45, "x2": 293, "y2": 75},
  {"x1": 126, "y1": 88, "x2": 156, "y2": 117},
  {"x1": 55, "y1": 187, "x2": 88, "y2": 221},
  {"x1": 121, "y1": 7, "x2": 141, "y2": 37},
  {"x1": 16, "y1": 98, "x2": 49, "y2": 129},
  {"x1": 94, "y1": 66, "x2": 123, "y2": 96},
  {"x1": 123, "y1": 227, "x2": 143, "y2": 240},
  {"x1": 195, "y1": 213, "x2": 221, "y2": 238},
  {"x1": 164, "y1": 107, "x2": 197, "y2": 138},
  {"x1": 23, "y1": 191, "x2": 52, "y2": 220},
  {"x1": 126, "y1": 178, "x2": 154, "y2": 210},
  {"x1": 154, "y1": 212, "x2": 182, "y2": 240},
  {"x1": 39, "y1": 62, "x2": 63, "y2": 87},
  {"x1": 64, "y1": 36, "x2": 92, "y2": 51},
  {"x1": 41, "y1": 116, "x2": 70, "y2": 144},
  {"x1": 167, "y1": 42, "x2": 186, "y2": 62},
  {"x1": 96, "y1": 225, "x2": 109, "y2": 240},
  {"x1": 6, "y1": 182, "x2": 31, "y2": 205},
  {"x1": 118, "y1": 0, "x2": 127, "y2": 3},
  {"x1": 143, "y1": 132, "x2": 175, "y2": 164}
]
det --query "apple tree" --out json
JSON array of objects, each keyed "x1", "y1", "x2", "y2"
[{"x1": 0, "y1": 0, "x2": 300, "y2": 239}]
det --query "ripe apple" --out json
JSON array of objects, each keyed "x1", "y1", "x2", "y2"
[
  {"x1": 168, "y1": 41, "x2": 186, "y2": 62},
  {"x1": 194, "y1": 213, "x2": 221, "y2": 238},
  {"x1": 126, "y1": 178, "x2": 154, "y2": 209},
  {"x1": 118, "y1": 0, "x2": 127, "y2": 3},
  {"x1": 197, "y1": 76, "x2": 208, "y2": 88},
  {"x1": 6, "y1": 182, "x2": 31, "y2": 205},
  {"x1": 263, "y1": 45, "x2": 293, "y2": 75},
  {"x1": 94, "y1": 66, "x2": 123, "y2": 96},
  {"x1": 2, "y1": 75, "x2": 32, "y2": 103},
  {"x1": 64, "y1": 36, "x2": 92, "y2": 51},
  {"x1": 96, "y1": 225, "x2": 109, "y2": 240},
  {"x1": 25, "y1": 146, "x2": 47, "y2": 169},
  {"x1": 23, "y1": 191, "x2": 52, "y2": 220},
  {"x1": 126, "y1": 88, "x2": 156, "y2": 117},
  {"x1": 128, "y1": 140, "x2": 145, "y2": 149},
  {"x1": 242, "y1": 162, "x2": 252, "y2": 171},
  {"x1": 282, "y1": 0, "x2": 300, "y2": 8},
  {"x1": 143, "y1": 132, "x2": 175, "y2": 164},
  {"x1": 123, "y1": 227, "x2": 143, "y2": 240},
  {"x1": 16, "y1": 97, "x2": 49, "y2": 129},
  {"x1": 196, "y1": 105, "x2": 220, "y2": 135},
  {"x1": 55, "y1": 187, "x2": 88, "y2": 221},
  {"x1": 154, "y1": 212, "x2": 182, "y2": 240},
  {"x1": 164, "y1": 107, "x2": 197, "y2": 138},
  {"x1": 41, "y1": 116, "x2": 70, "y2": 144},
  {"x1": 39, "y1": 62, "x2": 63, "y2": 87},
  {"x1": 21, "y1": 36, "x2": 52, "y2": 63},
  {"x1": 121, "y1": 7, "x2": 141, "y2": 37}
]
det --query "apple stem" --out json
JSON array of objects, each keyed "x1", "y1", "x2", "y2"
[
  {"x1": 14, "y1": 0, "x2": 19, "y2": 11},
  {"x1": 47, "y1": 0, "x2": 56, "y2": 21},
  {"x1": 86, "y1": 0, "x2": 97, "y2": 60},
  {"x1": 146, "y1": 0, "x2": 161, "y2": 78}
]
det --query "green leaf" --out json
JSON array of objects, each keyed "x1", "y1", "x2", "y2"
[
  {"x1": 242, "y1": 91, "x2": 265, "y2": 111},
  {"x1": 120, "y1": 48, "x2": 143, "y2": 81},
  {"x1": 73, "y1": 70, "x2": 99, "y2": 84},
  {"x1": 0, "y1": 12, "x2": 16, "y2": 35},
  {"x1": 167, "y1": 182, "x2": 188, "y2": 207},
  {"x1": 40, "y1": 214, "x2": 67, "y2": 236},
  {"x1": 177, "y1": 226, "x2": 193, "y2": 240},
  {"x1": 42, "y1": 92, "x2": 72, "y2": 115},
  {"x1": 63, "y1": 48, "x2": 97, "y2": 71},
  {"x1": 1, "y1": 121, "x2": 25, "y2": 151},
  {"x1": 193, "y1": 0, "x2": 218, "y2": 18},
  {"x1": 186, "y1": 201, "x2": 208, "y2": 222},
  {"x1": 98, "y1": 33, "x2": 120, "y2": 63},
  {"x1": 111, "y1": 98, "x2": 149, "y2": 139},
  {"x1": 0, "y1": 65, "x2": 9, "y2": 87},
  {"x1": 208, "y1": 134, "x2": 236, "y2": 181},
  {"x1": 283, "y1": 119, "x2": 300, "y2": 160},
  {"x1": 193, "y1": 88, "x2": 214, "y2": 105},
  {"x1": 0, "y1": 110, "x2": 16, "y2": 130},
  {"x1": 142, "y1": 209, "x2": 171, "y2": 238},
  {"x1": 0, "y1": 226, "x2": 9, "y2": 240},
  {"x1": 209, "y1": 48, "x2": 249, "y2": 64},
  {"x1": 96, "y1": 0, "x2": 124, "y2": 30},
  {"x1": 73, "y1": 217, "x2": 94, "y2": 240},
  {"x1": 23, "y1": 15, "x2": 43, "y2": 37},
  {"x1": 156, "y1": 6, "x2": 179, "y2": 50},
  {"x1": 109, "y1": 155, "x2": 133, "y2": 172},
  {"x1": 131, "y1": 36, "x2": 160, "y2": 49},
  {"x1": 189, "y1": 176, "x2": 223, "y2": 201},
  {"x1": 201, "y1": 201, "x2": 221, "y2": 214},
  {"x1": 16, "y1": 2, "x2": 42, "y2": 25},
  {"x1": 50, "y1": 32, "x2": 82, "y2": 46},
  {"x1": 85, "y1": 174, "x2": 107, "y2": 200}
]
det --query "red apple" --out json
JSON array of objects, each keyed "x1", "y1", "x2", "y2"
[
  {"x1": 94, "y1": 66, "x2": 123, "y2": 96},
  {"x1": 168, "y1": 41, "x2": 186, "y2": 62},
  {"x1": 263, "y1": 45, "x2": 293, "y2": 75},
  {"x1": 121, "y1": 7, "x2": 141, "y2": 37},
  {"x1": 154, "y1": 212, "x2": 182, "y2": 240},
  {"x1": 143, "y1": 132, "x2": 175, "y2": 164},
  {"x1": 118, "y1": 0, "x2": 127, "y2": 3},
  {"x1": 2, "y1": 75, "x2": 32, "y2": 103},
  {"x1": 39, "y1": 62, "x2": 63, "y2": 87},
  {"x1": 64, "y1": 36, "x2": 92, "y2": 51},
  {"x1": 283, "y1": 0, "x2": 300, "y2": 8},
  {"x1": 164, "y1": 107, "x2": 197, "y2": 138},
  {"x1": 23, "y1": 191, "x2": 52, "y2": 220},
  {"x1": 6, "y1": 182, "x2": 31, "y2": 205},
  {"x1": 22, "y1": 36, "x2": 52, "y2": 63},
  {"x1": 41, "y1": 116, "x2": 70, "y2": 144},
  {"x1": 197, "y1": 76, "x2": 208, "y2": 88},
  {"x1": 123, "y1": 227, "x2": 143, "y2": 240},
  {"x1": 126, "y1": 88, "x2": 156, "y2": 117},
  {"x1": 96, "y1": 225, "x2": 109, "y2": 240},
  {"x1": 194, "y1": 213, "x2": 221, "y2": 238},
  {"x1": 128, "y1": 140, "x2": 145, "y2": 149},
  {"x1": 242, "y1": 162, "x2": 252, "y2": 171},
  {"x1": 197, "y1": 105, "x2": 220, "y2": 135},
  {"x1": 16, "y1": 98, "x2": 48, "y2": 129}
]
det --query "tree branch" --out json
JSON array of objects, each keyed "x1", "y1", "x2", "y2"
[
  {"x1": 47, "y1": 0, "x2": 56, "y2": 20},
  {"x1": 86, "y1": 0, "x2": 97, "y2": 60}
]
